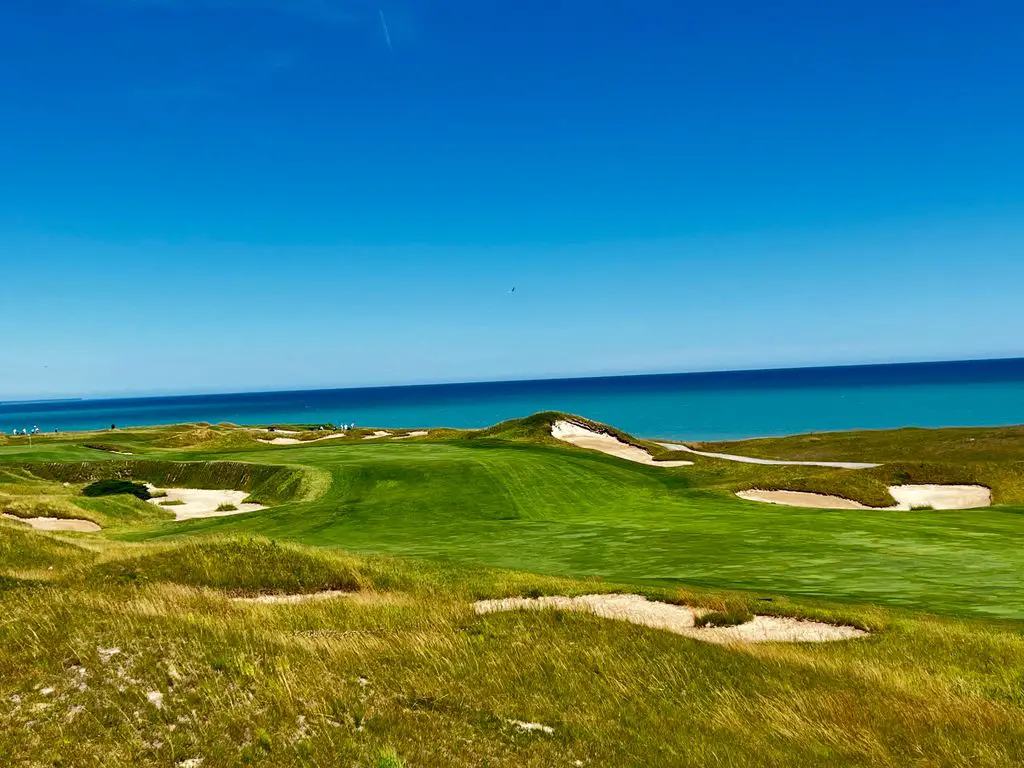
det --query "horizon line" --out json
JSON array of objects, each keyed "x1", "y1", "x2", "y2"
[{"x1": 2, "y1": 354, "x2": 1023, "y2": 406}]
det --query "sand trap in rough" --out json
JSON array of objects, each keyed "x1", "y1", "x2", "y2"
[
  {"x1": 656, "y1": 443, "x2": 877, "y2": 469},
  {"x1": 1, "y1": 513, "x2": 101, "y2": 533},
  {"x1": 391, "y1": 431, "x2": 429, "y2": 440},
  {"x1": 552, "y1": 421, "x2": 693, "y2": 468},
  {"x1": 146, "y1": 486, "x2": 265, "y2": 521},
  {"x1": 474, "y1": 594, "x2": 866, "y2": 644},
  {"x1": 259, "y1": 433, "x2": 346, "y2": 446},
  {"x1": 231, "y1": 590, "x2": 404, "y2": 606},
  {"x1": 738, "y1": 484, "x2": 991, "y2": 511},
  {"x1": 362, "y1": 430, "x2": 392, "y2": 440},
  {"x1": 231, "y1": 590, "x2": 356, "y2": 605}
]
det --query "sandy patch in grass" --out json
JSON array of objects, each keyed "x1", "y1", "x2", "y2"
[
  {"x1": 362, "y1": 430, "x2": 392, "y2": 440},
  {"x1": 145, "y1": 486, "x2": 265, "y2": 521},
  {"x1": 230, "y1": 590, "x2": 403, "y2": 606},
  {"x1": 738, "y1": 484, "x2": 991, "y2": 511},
  {"x1": 474, "y1": 594, "x2": 866, "y2": 644},
  {"x1": 258, "y1": 433, "x2": 346, "y2": 446},
  {"x1": 392, "y1": 430, "x2": 429, "y2": 439},
  {"x1": 737, "y1": 490, "x2": 872, "y2": 510},
  {"x1": 656, "y1": 443, "x2": 877, "y2": 469},
  {"x1": 1, "y1": 513, "x2": 101, "y2": 533},
  {"x1": 231, "y1": 590, "x2": 356, "y2": 605},
  {"x1": 552, "y1": 421, "x2": 693, "y2": 468}
]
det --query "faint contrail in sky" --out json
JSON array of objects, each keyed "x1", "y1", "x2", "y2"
[{"x1": 379, "y1": 9, "x2": 393, "y2": 51}]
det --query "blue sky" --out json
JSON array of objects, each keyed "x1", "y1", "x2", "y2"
[{"x1": 1, "y1": 0, "x2": 1022, "y2": 399}]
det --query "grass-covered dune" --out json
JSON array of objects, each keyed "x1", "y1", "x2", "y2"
[
  {"x1": 23, "y1": 459, "x2": 326, "y2": 505},
  {"x1": 2, "y1": 413, "x2": 1024, "y2": 765}
]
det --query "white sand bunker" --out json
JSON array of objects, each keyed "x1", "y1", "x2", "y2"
[
  {"x1": 656, "y1": 442, "x2": 877, "y2": 469},
  {"x1": 362, "y1": 430, "x2": 392, "y2": 440},
  {"x1": 392, "y1": 431, "x2": 429, "y2": 440},
  {"x1": 738, "y1": 484, "x2": 991, "y2": 511},
  {"x1": 551, "y1": 421, "x2": 693, "y2": 468},
  {"x1": 474, "y1": 594, "x2": 866, "y2": 644},
  {"x1": 259, "y1": 433, "x2": 346, "y2": 446},
  {"x1": 146, "y1": 485, "x2": 266, "y2": 521},
  {"x1": 1, "y1": 513, "x2": 101, "y2": 533}
]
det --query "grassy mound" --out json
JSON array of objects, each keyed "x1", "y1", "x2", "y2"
[
  {"x1": 0, "y1": 521, "x2": 96, "y2": 574},
  {"x1": 90, "y1": 537, "x2": 364, "y2": 596},
  {"x1": 20, "y1": 460, "x2": 323, "y2": 506}
]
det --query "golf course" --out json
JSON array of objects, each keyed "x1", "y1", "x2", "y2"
[{"x1": 3, "y1": 413, "x2": 1024, "y2": 766}]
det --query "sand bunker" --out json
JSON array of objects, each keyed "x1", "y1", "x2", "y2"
[
  {"x1": 552, "y1": 421, "x2": 693, "y2": 468},
  {"x1": 656, "y1": 443, "x2": 877, "y2": 469},
  {"x1": 146, "y1": 486, "x2": 265, "y2": 521},
  {"x1": 231, "y1": 590, "x2": 356, "y2": 605},
  {"x1": 889, "y1": 484, "x2": 991, "y2": 509},
  {"x1": 474, "y1": 594, "x2": 866, "y2": 644},
  {"x1": 259, "y1": 433, "x2": 346, "y2": 446},
  {"x1": 738, "y1": 484, "x2": 991, "y2": 511},
  {"x1": 737, "y1": 490, "x2": 873, "y2": 510},
  {"x1": 362, "y1": 430, "x2": 392, "y2": 440},
  {"x1": 392, "y1": 431, "x2": 429, "y2": 440},
  {"x1": 231, "y1": 590, "x2": 405, "y2": 606},
  {"x1": 1, "y1": 513, "x2": 101, "y2": 533}
]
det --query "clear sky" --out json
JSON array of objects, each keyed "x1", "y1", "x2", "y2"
[{"x1": 2, "y1": 1, "x2": 1022, "y2": 400}]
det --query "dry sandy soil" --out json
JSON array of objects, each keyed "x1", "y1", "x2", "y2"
[
  {"x1": 738, "y1": 485, "x2": 991, "y2": 511},
  {"x1": 656, "y1": 442, "x2": 878, "y2": 469},
  {"x1": 146, "y1": 486, "x2": 265, "y2": 521},
  {"x1": 474, "y1": 593, "x2": 867, "y2": 644},
  {"x1": 552, "y1": 421, "x2": 693, "y2": 468},
  {"x1": 1, "y1": 513, "x2": 101, "y2": 533},
  {"x1": 231, "y1": 591, "x2": 406, "y2": 606}
]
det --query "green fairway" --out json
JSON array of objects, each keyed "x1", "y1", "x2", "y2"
[{"x1": 3, "y1": 415, "x2": 1023, "y2": 618}]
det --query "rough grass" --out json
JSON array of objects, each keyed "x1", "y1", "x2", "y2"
[
  {"x1": 1, "y1": 535, "x2": 1023, "y2": 766},
  {"x1": 87, "y1": 538, "x2": 365, "y2": 596},
  {"x1": 695, "y1": 424, "x2": 1024, "y2": 463},
  {"x1": 0, "y1": 521, "x2": 96, "y2": 576}
]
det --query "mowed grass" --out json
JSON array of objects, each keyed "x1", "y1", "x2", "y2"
[
  {"x1": 2, "y1": 416, "x2": 1024, "y2": 617},
  {"x1": 2, "y1": 533, "x2": 1024, "y2": 767},
  {"x1": 127, "y1": 438, "x2": 1024, "y2": 619}
]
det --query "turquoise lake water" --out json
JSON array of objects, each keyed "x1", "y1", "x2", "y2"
[{"x1": 3, "y1": 359, "x2": 1023, "y2": 441}]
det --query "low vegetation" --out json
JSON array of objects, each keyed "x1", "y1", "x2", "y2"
[
  {"x1": 83, "y1": 479, "x2": 152, "y2": 501},
  {"x1": 1, "y1": 535, "x2": 1023, "y2": 766},
  {"x1": 1, "y1": 413, "x2": 1023, "y2": 765}
]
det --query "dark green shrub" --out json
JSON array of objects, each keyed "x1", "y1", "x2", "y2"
[
  {"x1": 82, "y1": 479, "x2": 151, "y2": 501},
  {"x1": 694, "y1": 610, "x2": 752, "y2": 628}
]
